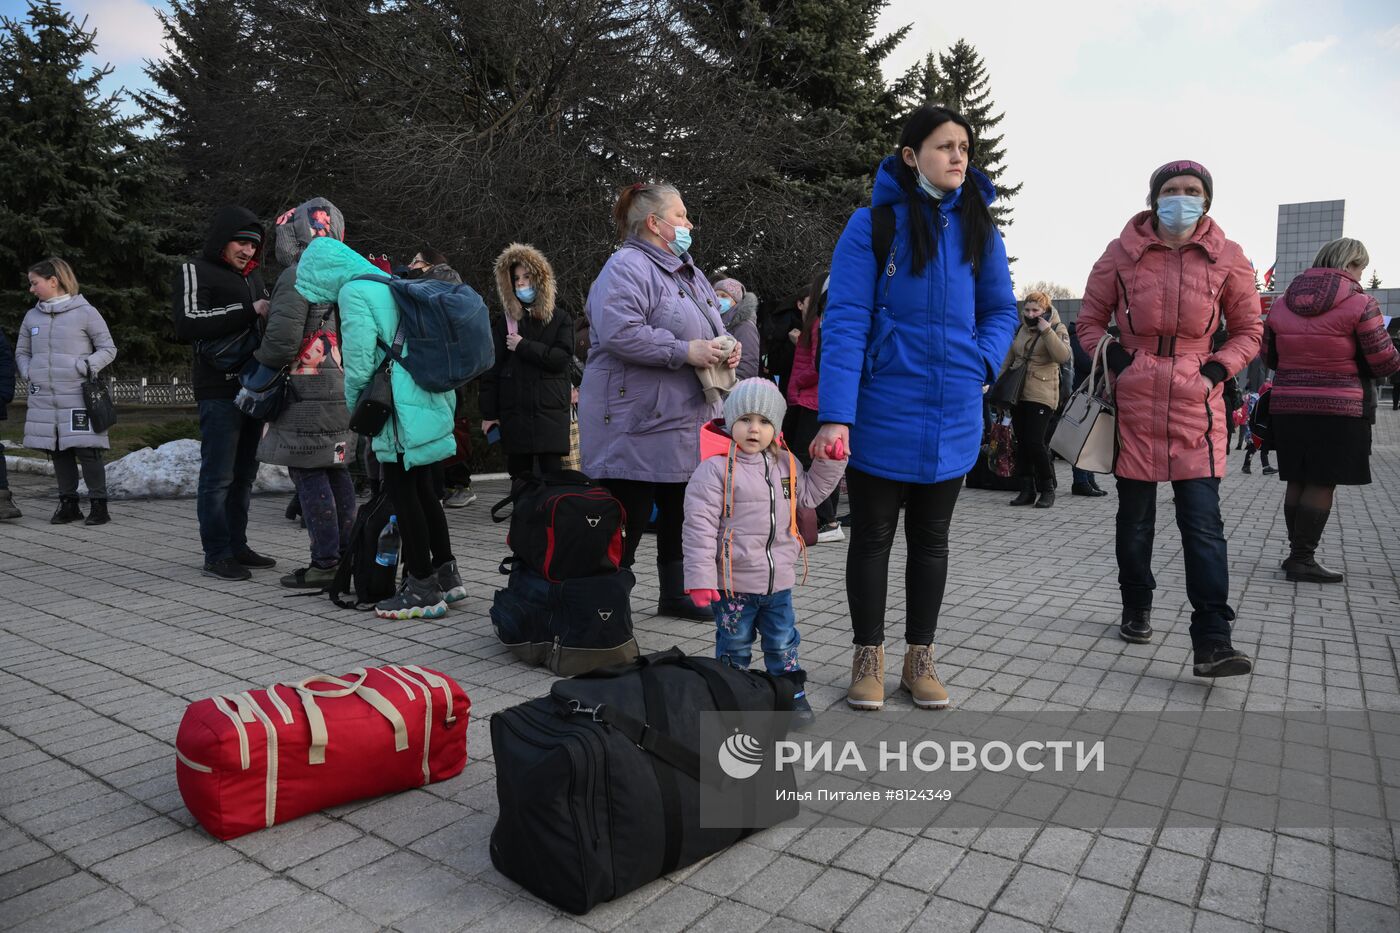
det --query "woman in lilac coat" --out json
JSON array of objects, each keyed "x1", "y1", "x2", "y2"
[{"x1": 579, "y1": 182, "x2": 741, "y2": 619}]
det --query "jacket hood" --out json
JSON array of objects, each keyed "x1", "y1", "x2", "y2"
[
  {"x1": 274, "y1": 197, "x2": 345, "y2": 266},
  {"x1": 294, "y1": 237, "x2": 383, "y2": 305},
  {"x1": 33, "y1": 294, "x2": 92, "y2": 316},
  {"x1": 493, "y1": 242, "x2": 557, "y2": 322},
  {"x1": 1282, "y1": 267, "x2": 1361, "y2": 318},
  {"x1": 202, "y1": 205, "x2": 265, "y2": 270},
  {"x1": 423, "y1": 263, "x2": 462, "y2": 285},
  {"x1": 870, "y1": 155, "x2": 996, "y2": 212},
  {"x1": 1118, "y1": 209, "x2": 1227, "y2": 262},
  {"x1": 723, "y1": 291, "x2": 759, "y2": 331}
]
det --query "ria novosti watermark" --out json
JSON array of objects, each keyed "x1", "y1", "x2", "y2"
[{"x1": 698, "y1": 709, "x2": 1400, "y2": 831}]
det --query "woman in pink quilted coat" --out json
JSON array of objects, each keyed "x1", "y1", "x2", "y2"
[
  {"x1": 1265, "y1": 238, "x2": 1400, "y2": 584},
  {"x1": 1077, "y1": 161, "x2": 1262, "y2": 678}
]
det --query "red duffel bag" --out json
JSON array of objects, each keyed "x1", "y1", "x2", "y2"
[{"x1": 176, "y1": 664, "x2": 469, "y2": 840}]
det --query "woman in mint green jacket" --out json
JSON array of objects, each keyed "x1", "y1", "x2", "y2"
[{"x1": 295, "y1": 237, "x2": 465, "y2": 620}]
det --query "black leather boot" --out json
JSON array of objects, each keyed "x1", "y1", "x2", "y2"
[
  {"x1": 1193, "y1": 643, "x2": 1253, "y2": 678},
  {"x1": 1034, "y1": 478, "x2": 1056, "y2": 508},
  {"x1": 656, "y1": 559, "x2": 711, "y2": 620},
  {"x1": 50, "y1": 495, "x2": 84, "y2": 524},
  {"x1": 84, "y1": 498, "x2": 110, "y2": 526},
  {"x1": 1009, "y1": 478, "x2": 1036, "y2": 506},
  {"x1": 1281, "y1": 505, "x2": 1344, "y2": 583},
  {"x1": 1119, "y1": 607, "x2": 1153, "y2": 644}
]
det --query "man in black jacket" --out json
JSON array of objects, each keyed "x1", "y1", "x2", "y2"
[{"x1": 172, "y1": 206, "x2": 276, "y2": 580}]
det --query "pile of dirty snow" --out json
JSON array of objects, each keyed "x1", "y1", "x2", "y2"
[{"x1": 75, "y1": 439, "x2": 294, "y2": 499}]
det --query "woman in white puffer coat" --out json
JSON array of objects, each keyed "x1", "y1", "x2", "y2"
[{"x1": 16, "y1": 258, "x2": 118, "y2": 525}]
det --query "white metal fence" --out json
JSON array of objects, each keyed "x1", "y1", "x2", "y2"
[{"x1": 12, "y1": 376, "x2": 196, "y2": 406}]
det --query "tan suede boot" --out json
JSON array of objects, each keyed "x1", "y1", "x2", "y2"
[
  {"x1": 901, "y1": 645, "x2": 949, "y2": 709},
  {"x1": 847, "y1": 645, "x2": 885, "y2": 710}
]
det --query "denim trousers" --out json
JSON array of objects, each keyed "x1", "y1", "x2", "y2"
[
  {"x1": 0, "y1": 440, "x2": 8, "y2": 489},
  {"x1": 196, "y1": 399, "x2": 262, "y2": 563},
  {"x1": 712, "y1": 589, "x2": 801, "y2": 676},
  {"x1": 289, "y1": 466, "x2": 357, "y2": 568},
  {"x1": 1115, "y1": 476, "x2": 1235, "y2": 647}
]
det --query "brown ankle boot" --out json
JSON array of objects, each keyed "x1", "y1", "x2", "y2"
[
  {"x1": 847, "y1": 645, "x2": 885, "y2": 710},
  {"x1": 901, "y1": 645, "x2": 950, "y2": 708}
]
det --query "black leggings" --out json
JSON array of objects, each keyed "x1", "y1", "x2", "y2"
[
  {"x1": 1012, "y1": 400, "x2": 1055, "y2": 488},
  {"x1": 846, "y1": 468, "x2": 962, "y2": 647},
  {"x1": 785, "y1": 406, "x2": 840, "y2": 525},
  {"x1": 600, "y1": 479, "x2": 686, "y2": 569},
  {"x1": 381, "y1": 460, "x2": 454, "y2": 580}
]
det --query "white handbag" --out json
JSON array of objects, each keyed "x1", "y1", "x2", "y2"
[{"x1": 1050, "y1": 335, "x2": 1118, "y2": 473}]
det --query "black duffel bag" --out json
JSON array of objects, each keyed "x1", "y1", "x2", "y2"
[
  {"x1": 490, "y1": 560, "x2": 639, "y2": 675},
  {"x1": 490, "y1": 649, "x2": 798, "y2": 914}
]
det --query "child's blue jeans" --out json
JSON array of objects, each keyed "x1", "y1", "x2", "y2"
[{"x1": 712, "y1": 589, "x2": 801, "y2": 676}]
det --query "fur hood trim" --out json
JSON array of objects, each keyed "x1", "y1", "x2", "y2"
[
  {"x1": 724, "y1": 291, "x2": 759, "y2": 331},
  {"x1": 493, "y1": 242, "x2": 557, "y2": 322}
]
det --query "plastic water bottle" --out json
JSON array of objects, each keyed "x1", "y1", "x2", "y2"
[{"x1": 375, "y1": 515, "x2": 400, "y2": 567}]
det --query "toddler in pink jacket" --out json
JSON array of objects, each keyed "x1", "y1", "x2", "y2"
[{"x1": 683, "y1": 378, "x2": 846, "y2": 725}]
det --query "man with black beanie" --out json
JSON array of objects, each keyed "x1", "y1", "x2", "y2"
[{"x1": 171, "y1": 206, "x2": 276, "y2": 580}]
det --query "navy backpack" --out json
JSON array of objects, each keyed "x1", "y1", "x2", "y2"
[{"x1": 354, "y1": 274, "x2": 494, "y2": 392}]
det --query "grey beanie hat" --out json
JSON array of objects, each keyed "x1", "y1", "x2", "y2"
[{"x1": 724, "y1": 377, "x2": 787, "y2": 432}]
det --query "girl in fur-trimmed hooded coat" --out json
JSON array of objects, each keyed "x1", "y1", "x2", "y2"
[{"x1": 480, "y1": 243, "x2": 575, "y2": 479}]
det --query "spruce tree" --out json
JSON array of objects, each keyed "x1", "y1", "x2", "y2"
[
  {"x1": 934, "y1": 39, "x2": 1020, "y2": 227},
  {"x1": 667, "y1": 0, "x2": 911, "y2": 286},
  {"x1": 0, "y1": 0, "x2": 181, "y2": 369},
  {"x1": 1368, "y1": 270, "x2": 1382, "y2": 289}
]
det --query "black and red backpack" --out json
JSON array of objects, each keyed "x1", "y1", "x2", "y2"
[{"x1": 490, "y1": 471, "x2": 626, "y2": 581}]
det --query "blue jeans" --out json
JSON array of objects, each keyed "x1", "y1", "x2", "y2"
[
  {"x1": 0, "y1": 440, "x2": 8, "y2": 489},
  {"x1": 1115, "y1": 477, "x2": 1234, "y2": 648},
  {"x1": 712, "y1": 590, "x2": 801, "y2": 676},
  {"x1": 1072, "y1": 467, "x2": 1098, "y2": 487},
  {"x1": 197, "y1": 399, "x2": 262, "y2": 563}
]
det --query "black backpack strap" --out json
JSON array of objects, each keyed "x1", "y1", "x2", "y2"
[
  {"x1": 871, "y1": 204, "x2": 896, "y2": 278},
  {"x1": 592, "y1": 703, "x2": 700, "y2": 781},
  {"x1": 489, "y1": 493, "x2": 515, "y2": 524},
  {"x1": 352, "y1": 275, "x2": 408, "y2": 364}
]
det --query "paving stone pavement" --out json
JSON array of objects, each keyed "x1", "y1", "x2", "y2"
[{"x1": 3, "y1": 412, "x2": 1399, "y2": 932}]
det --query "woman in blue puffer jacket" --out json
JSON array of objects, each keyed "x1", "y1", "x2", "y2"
[{"x1": 812, "y1": 105, "x2": 1018, "y2": 712}]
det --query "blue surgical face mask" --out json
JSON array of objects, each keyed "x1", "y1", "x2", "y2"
[
  {"x1": 655, "y1": 215, "x2": 692, "y2": 256},
  {"x1": 515, "y1": 286, "x2": 536, "y2": 304},
  {"x1": 916, "y1": 168, "x2": 947, "y2": 200},
  {"x1": 1156, "y1": 195, "x2": 1206, "y2": 236},
  {"x1": 717, "y1": 296, "x2": 733, "y2": 314}
]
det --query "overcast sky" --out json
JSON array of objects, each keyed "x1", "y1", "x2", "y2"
[
  {"x1": 878, "y1": 0, "x2": 1400, "y2": 292},
  {"x1": 8, "y1": 0, "x2": 1399, "y2": 292}
]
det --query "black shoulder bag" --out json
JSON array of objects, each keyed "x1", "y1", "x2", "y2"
[
  {"x1": 350, "y1": 324, "x2": 403, "y2": 436},
  {"x1": 82, "y1": 363, "x2": 117, "y2": 432}
]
